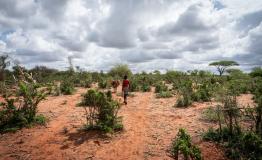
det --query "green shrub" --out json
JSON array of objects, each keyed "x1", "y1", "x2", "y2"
[
  {"x1": 240, "y1": 132, "x2": 262, "y2": 159},
  {"x1": 0, "y1": 82, "x2": 7, "y2": 95},
  {"x1": 192, "y1": 89, "x2": 211, "y2": 102},
  {"x1": 171, "y1": 128, "x2": 202, "y2": 160},
  {"x1": 204, "y1": 94, "x2": 262, "y2": 159},
  {"x1": 79, "y1": 89, "x2": 123, "y2": 133},
  {"x1": 98, "y1": 80, "x2": 107, "y2": 89},
  {"x1": 60, "y1": 80, "x2": 75, "y2": 95},
  {"x1": 82, "y1": 79, "x2": 92, "y2": 88},
  {"x1": 0, "y1": 98, "x2": 27, "y2": 132},
  {"x1": 156, "y1": 91, "x2": 173, "y2": 98},
  {"x1": 108, "y1": 64, "x2": 132, "y2": 79},
  {"x1": 129, "y1": 79, "x2": 139, "y2": 92},
  {"x1": 175, "y1": 94, "x2": 192, "y2": 108},
  {"x1": 0, "y1": 67, "x2": 47, "y2": 132},
  {"x1": 202, "y1": 128, "x2": 222, "y2": 142},
  {"x1": 34, "y1": 114, "x2": 47, "y2": 125},
  {"x1": 141, "y1": 83, "x2": 151, "y2": 92},
  {"x1": 250, "y1": 67, "x2": 262, "y2": 78},
  {"x1": 203, "y1": 128, "x2": 262, "y2": 160},
  {"x1": 155, "y1": 82, "x2": 168, "y2": 93}
]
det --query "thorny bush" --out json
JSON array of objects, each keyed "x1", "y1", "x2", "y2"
[{"x1": 79, "y1": 89, "x2": 123, "y2": 133}]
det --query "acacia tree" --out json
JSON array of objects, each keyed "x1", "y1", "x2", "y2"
[
  {"x1": 209, "y1": 60, "x2": 239, "y2": 76},
  {"x1": 0, "y1": 55, "x2": 10, "y2": 81}
]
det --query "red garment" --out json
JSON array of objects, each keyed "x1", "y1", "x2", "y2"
[{"x1": 122, "y1": 79, "x2": 129, "y2": 87}]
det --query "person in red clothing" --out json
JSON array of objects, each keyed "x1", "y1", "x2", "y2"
[{"x1": 122, "y1": 75, "x2": 130, "y2": 105}]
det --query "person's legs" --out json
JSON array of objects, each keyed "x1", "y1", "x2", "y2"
[{"x1": 124, "y1": 94, "x2": 127, "y2": 105}]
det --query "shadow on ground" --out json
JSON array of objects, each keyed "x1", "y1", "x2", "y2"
[{"x1": 61, "y1": 129, "x2": 110, "y2": 149}]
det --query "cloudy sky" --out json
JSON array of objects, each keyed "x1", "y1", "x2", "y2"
[{"x1": 0, "y1": 0, "x2": 261, "y2": 72}]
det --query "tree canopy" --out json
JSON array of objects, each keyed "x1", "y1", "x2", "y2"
[
  {"x1": 209, "y1": 60, "x2": 239, "y2": 76},
  {"x1": 209, "y1": 60, "x2": 239, "y2": 67},
  {"x1": 108, "y1": 64, "x2": 132, "y2": 79},
  {"x1": 250, "y1": 67, "x2": 262, "y2": 77}
]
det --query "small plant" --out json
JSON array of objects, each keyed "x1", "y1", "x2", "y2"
[
  {"x1": 192, "y1": 86, "x2": 211, "y2": 102},
  {"x1": 34, "y1": 114, "x2": 47, "y2": 125},
  {"x1": 79, "y1": 89, "x2": 123, "y2": 133},
  {"x1": 240, "y1": 132, "x2": 262, "y2": 159},
  {"x1": 81, "y1": 78, "x2": 92, "y2": 88},
  {"x1": 156, "y1": 91, "x2": 173, "y2": 98},
  {"x1": 175, "y1": 93, "x2": 192, "y2": 108},
  {"x1": 129, "y1": 79, "x2": 139, "y2": 92},
  {"x1": 155, "y1": 82, "x2": 168, "y2": 93},
  {"x1": 141, "y1": 83, "x2": 151, "y2": 92},
  {"x1": 60, "y1": 80, "x2": 75, "y2": 95},
  {"x1": 202, "y1": 128, "x2": 222, "y2": 142},
  {"x1": 171, "y1": 128, "x2": 202, "y2": 160},
  {"x1": 244, "y1": 96, "x2": 262, "y2": 136},
  {"x1": 98, "y1": 80, "x2": 107, "y2": 89},
  {"x1": 222, "y1": 95, "x2": 241, "y2": 135}
]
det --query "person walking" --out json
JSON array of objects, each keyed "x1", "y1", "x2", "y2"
[{"x1": 122, "y1": 75, "x2": 130, "y2": 105}]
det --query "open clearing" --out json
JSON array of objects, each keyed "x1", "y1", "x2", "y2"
[{"x1": 0, "y1": 87, "x2": 254, "y2": 160}]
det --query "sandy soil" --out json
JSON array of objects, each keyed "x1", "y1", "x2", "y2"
[{"x1": 0, "y1": 87, "x2": 254, "y2": 160}]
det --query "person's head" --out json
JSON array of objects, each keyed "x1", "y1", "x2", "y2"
[{"x1": 124, "y1": 75, "x2": 127, "y2": 80}]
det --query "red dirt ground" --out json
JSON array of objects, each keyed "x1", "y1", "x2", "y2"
[{"x1": 0, "y1": 87, "x2": 254, "y2": 160}]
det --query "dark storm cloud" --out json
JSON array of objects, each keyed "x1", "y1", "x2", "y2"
[
  {"x1": 142, "y1": 42, "x2": 168, "y2": 50},
  {"x1": 236, "y1": 9, "x2": 262, "y2": 32},
  {"x1": 120, "y1": 50, "x2": 155, "y2": 63},
  {"x1": 0, "y1": 0, "x2": 37, "y2": 18},
  {"x1": 248, "y1": 29, "x2": 262, "y2": 55},
  {"x1": 185, "y1": 35, "x2": 220, "y2": 52},
  {"x1": 0, "y1": 0, "x2": 37, "y2": 31},
  {"x1": 60, "y1": 40, "x2": 87, "y2": 52},
  {"x1": 15, "y1": 49, "x2": 64, "y2": 63},
  {"x1": 234, "y1": 54, "x2": 262, "y2": 66},
  {"x1": 120, "y1": 48, "x2": 181, "y2": 64},
  {"x1": 212, "y1": 24, "x2": 262, "y2": 67},
  {"x1": 37, "y1": 0, "x2": 70, "y2": 21},
  {"x1": 157, "y1": 4, "x2": 216, "y2": 37},
  {"x1": 137, "y1": 28, "x2": 150, "y2": 42},
  {"x1": 54, "y1": 34, "x2": 88, "y2": 52},
  {"x1": 235, "y1": 25, "x2": 262, "y2": 66},
  {"x1": 155, "y1": 49, "x2": 181, "y2": 59},
  {"x1": 89, "y1": 0, "x2": 143, "y2": 49}
]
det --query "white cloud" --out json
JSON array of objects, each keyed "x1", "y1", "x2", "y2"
[{"x1": 0, "y1": 0, "x2": 261, "y2": 72}]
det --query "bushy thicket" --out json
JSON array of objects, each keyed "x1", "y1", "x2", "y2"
[
  {"x1": 155, "y1": 81, "x2": 168, "y2": 93},
  {"x1": 98, "y1": 79, "x2": 108, "y2": 89},
  {"x1": 60, "y1": 79, "x2": 75, "y2": 95},
  {"x1": 79, "y1": 89, "x2": 123, "y2": 133},
  {"x1": 108, "y1": 64, "x2": 132, "y2": 79},
  {"x1": 0, "y1": 66, "x2": 48, "y2": 132},
  {"x1": 175, "y1": 79, "x2": 193, "y2": 107},
  {"x1": 171, "y1": 128, "x2": 202, "y2": 160},
  {"x1": 203, "y1": 89, "x2": 262, "y2": 160},
  {"x1": 203, "y1": 127, "x2": 262, "y2": 160},
  {"x1": 128, "y1": 74, "x2": 153, "y2": 92}
]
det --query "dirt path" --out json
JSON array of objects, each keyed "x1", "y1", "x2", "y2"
[
  {"x1": 0, "y1": 88, "x2": 251, "y2": 160},
  {"x1": 93, "y1": 92, "x2": 152, "y2": 160}
]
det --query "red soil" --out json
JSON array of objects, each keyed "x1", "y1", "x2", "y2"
[{"x1": 0, "y1": 88, "x2": 253, "y2": 160}]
